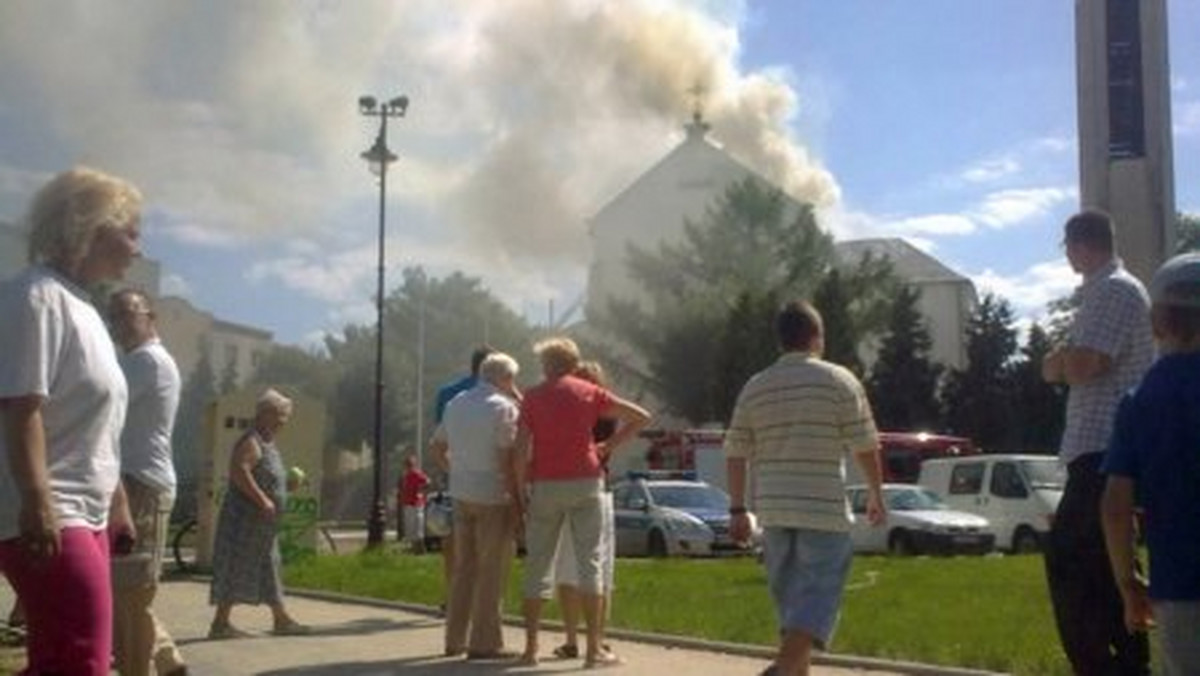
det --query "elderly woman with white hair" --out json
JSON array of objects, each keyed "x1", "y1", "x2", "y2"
[
  {"x1": 0, "y1": 167, "x2": 142, "y2": 675},
  {"x1": 208, "y1": 388, "x2": 309, "y2": 639}
]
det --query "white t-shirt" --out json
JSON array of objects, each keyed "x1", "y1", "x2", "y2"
[
  {"x1": 436, "y1": 383, "x2": 519, "y2": 505},
  {"x1": 0, "y1": 266, "x2": 127, "y2": 540},
  {"x1": 119, "y1": 338, "x2": 181, "y2": 499}
]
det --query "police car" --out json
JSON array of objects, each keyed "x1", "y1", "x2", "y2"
[{"x1": 611, "y1": 471, "x2": 760, "y2": 557}]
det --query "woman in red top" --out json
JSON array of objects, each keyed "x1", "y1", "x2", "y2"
[{"x1": 515, "y1": 338, "x2": 649, "y2": 668}]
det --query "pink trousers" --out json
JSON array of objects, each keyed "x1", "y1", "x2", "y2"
[{"x1": 0, "y1": 527, "x2": 112, "y2": 676}]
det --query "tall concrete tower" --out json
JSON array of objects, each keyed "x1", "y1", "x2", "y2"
[{"x1": 1076, "y1": 0, "x2": 1175, "y2": 283}]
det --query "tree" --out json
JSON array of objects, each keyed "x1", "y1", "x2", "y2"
[
  {"x1": 250, "y1": 344, "x2": 338, "y2": 404},
  {"x1": 1176, "y1": 211, "x2": 1200, "y2": 253},
  {"x1": 868, "y1": 285, "x2": 942, "y2": 431},
  {"x1": 714, "y1": 290, "x2": 781, "y2": 422},
  {"x1": 1011, "y1": 322, "x2": 1065, "y2": 452},
  {"x1": 322, "y1": 267, "x2": 536, "y2": 466},
  {"x1": 593, "y1": 177, "x2": 898, "y2": 423},
  {"x1": 940, "y1": 294, "x2": 1021, "y2": 451},
  {"x1": 812, "y1": 269, "x2": 861, "y2": 374}
]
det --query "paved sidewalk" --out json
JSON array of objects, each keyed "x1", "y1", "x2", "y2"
[{"x1": 0, "y1": 578, "x2": 995, "y2": 675}]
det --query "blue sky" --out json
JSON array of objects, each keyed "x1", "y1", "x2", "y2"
[{"x1": 0, "y1": 1, "x2": 1196, "y2": 347}]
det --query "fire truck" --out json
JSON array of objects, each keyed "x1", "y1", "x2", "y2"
[{"x1": 639, "y1": 428, "x2": 977, "y2": 488}]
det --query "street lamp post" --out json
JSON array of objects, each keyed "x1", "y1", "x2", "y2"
[{"x1": 359, "y1": 94, "x2": 408, "y2": 548}]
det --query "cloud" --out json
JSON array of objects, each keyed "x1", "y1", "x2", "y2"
[
  {"x1": 1175, "y1": 100, "x2": 1200, "y2": 138},
  {"x1": 246, "y1": 221, "x2": 588, "y2": 337},
  {"x1": 0, "y1": 166, "x2": 49, "y2": 212},
  {"x1": 971, "y1": 187, "x2": 1076, "y2": 229},
  {"x1": 868, "y1": 185, "x2": 1075, "y2": 239},
  {"x1": 160, "y1": 273, "x2": 192, "y2": 298},
  {"x1": 960, "y1": 157, "x2": 1020, "y2": 184},
  {"x1": 887, "y1": 213, "x2": 977, "y2": 237},
  {"x1": 970, "y1": 259, "x2": 1077, "y2": 320},
  {"x1": 247, "y1": 245, "x2": 379, "y2": 306},
  {"x1": 933, "y1": 136, "x2": 1075, "y2": 192}
]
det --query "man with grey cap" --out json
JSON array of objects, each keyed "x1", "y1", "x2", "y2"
[
  {"x1": 1102, "y1": 252, "x2": 1200, "y2": 675},
  {"x1": 1042, "y1": 209, "x2": 1153, "y2": 674}
]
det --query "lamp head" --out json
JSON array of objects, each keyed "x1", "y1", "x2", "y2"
[
  {"x1": 388, "y1": 96, "x2": 409, "y2": 115},
  {"x1": 358, "y1": 96, "x2": 378, "y2": 113},
  {"x1": 361, "y1": 135, "x2": 399, "y2": 175}
]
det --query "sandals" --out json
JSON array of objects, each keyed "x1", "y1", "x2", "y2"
[
  {"x1": 553, "y1": 644, "x2": 579, "y2": 659},
  {"x1": 207, "y1": 622, "x2": 252, "y2": 640},
  {"x1": 584, "y1": 649, "x2": 624, "y2": 669},
  {"x1": 271, "y1": 620, "x2": 312, "y2": 636}
]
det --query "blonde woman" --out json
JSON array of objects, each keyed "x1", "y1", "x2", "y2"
[
  {"x1": 0, "y1": 167, "x2": 142, "y2": 675},
  {"x1": 517, "y1": 339, "x2": 650, "y2": 667},
  {"x1": 208, "y1": 388, "x2": 308, "y2": 638},
  {"x1": 550, "y1": 360, "x2": 618, "y2": 660}
]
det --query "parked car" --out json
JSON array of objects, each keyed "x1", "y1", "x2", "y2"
[
  {"x1": 611, "y1": 472, "x2": 760, "y2": 557},
  {"x1": 918, "y1": 454, "x2": 1065, "y2": 553},
  {"x1": 847, "y1": 484, "x2": 994, "y2": 556}
]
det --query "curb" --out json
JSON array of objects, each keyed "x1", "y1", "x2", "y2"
[{"x1": 274, "y1": 584, "x2": 1004, "y2": 676}]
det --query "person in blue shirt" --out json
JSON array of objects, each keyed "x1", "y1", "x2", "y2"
[
  {"x1": 1103, "y1": 252, "x2": 1200, "y2": 676},
  {"x1": 435, "y1": 346, "x2": 496, "y2": 424}
]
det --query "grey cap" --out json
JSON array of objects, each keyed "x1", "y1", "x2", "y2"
[{"x1": 1150, "y1": 252, "x2": 1200, "y2": 307}]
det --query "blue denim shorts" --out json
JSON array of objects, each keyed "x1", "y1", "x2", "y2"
[{"x1": 762, "y1": 527, "x2": 853, "y2": 649}]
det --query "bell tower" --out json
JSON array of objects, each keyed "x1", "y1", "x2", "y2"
[{"x1": 1075, "y1": 0, "x2": 1175, "y2": 282}]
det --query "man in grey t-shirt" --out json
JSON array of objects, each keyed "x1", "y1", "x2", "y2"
[{"x1": 109, "y1": 289, "x2": 186, "y2": 676}]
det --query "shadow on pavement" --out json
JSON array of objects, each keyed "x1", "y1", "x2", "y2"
[
  {"x1": 257, "y1": 653, "x2": 592, "y2": 675},
  {"x1": 177, "y1": 616, "x2": 439, "y2": 647}
]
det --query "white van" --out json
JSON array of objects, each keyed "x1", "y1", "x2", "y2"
[{"x1": 918, "y1": 455, "x2": 1066, "y2": 553}]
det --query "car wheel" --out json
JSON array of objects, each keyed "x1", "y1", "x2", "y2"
[
  {"x1": 1011, "y1": 527, "x2": 1040, "y2": 554},
  {"x1": 648, "y1": 529, "x2": 669, "y2": 558},
  {"x1": 888, "y1": 530, "x2": 916, "y2": 556}
]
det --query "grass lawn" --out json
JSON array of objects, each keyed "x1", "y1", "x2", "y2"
[{"x1": 285, "y1": 549, "x2": 1073, "y2": 675}]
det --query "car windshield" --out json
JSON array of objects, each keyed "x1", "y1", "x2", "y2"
[
  {"x1": 648, "y1": 484, "x2": 730, "y2": 511},
  {"x1": 884, "y1": 487, "x2": 947, "y2": 511},
  {"x1": 1020, "y1": 459, "x2": 1066, "y2": 490}
]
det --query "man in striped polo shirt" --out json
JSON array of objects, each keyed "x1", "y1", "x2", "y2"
[{"x1": 726, "y1": 300, "x2": 885, "y2": 676}]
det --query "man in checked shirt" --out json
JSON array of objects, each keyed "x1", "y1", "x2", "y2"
[{"x1": 1042, "y1": 209, "x2": 1154, "y2": 675}]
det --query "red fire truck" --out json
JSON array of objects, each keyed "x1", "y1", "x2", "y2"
[{"x1": 641, "y1": 428, "x2": 977, "y2": 486}]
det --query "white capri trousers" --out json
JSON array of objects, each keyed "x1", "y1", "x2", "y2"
[{"x1": 522, "y1": 477, "x2": 605, "y2": 599}]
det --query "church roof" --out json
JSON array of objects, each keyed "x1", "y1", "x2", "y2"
[
  {"x1": 588, "y1": 116, "x2": 805, "y2": 230},
  {"x1": 835, "y1": 237, "x2": 970, "y2": 284}
]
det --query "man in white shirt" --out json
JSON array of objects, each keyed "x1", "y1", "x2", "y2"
[
  {"x1": 108, "y1": 289, "x2": 186, "y2": 676},
  {"x1": 430, "y1": 352, "x2": 522, "y2": 660}
]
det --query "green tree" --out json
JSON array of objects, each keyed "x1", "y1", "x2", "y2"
[
  {"x1": 593, "y1": 177, "x2": 897, "y2": 423},
  {"x1": 323, "y1": 267, "x2": 536, "y2": 465},
  {"x1": 1176, "y1": 211, "x2": 1200, "y2": 253},
  {"x1": 1011, "y1": 323, "x2": 1065, "y2": 453},
  {"x1": 940, "y1": 294, "x2": 1020, "y2": 450},
  {"x1": 868, "y1": 285, "x2": 942, "y2": 431},
  {"x1": 250, "y1": 344, "x2": 338, "y2": 404},
  {"x1": 813, "y1": 269, "x2": 861, "y2": 374},
  {"x1": 714, "y1": 290, "x2": 781, "y2": 422}
]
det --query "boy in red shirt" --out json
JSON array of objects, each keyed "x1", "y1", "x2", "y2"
[{"x1": 398, "y1": 454, "x2": 430, "y2": 553}]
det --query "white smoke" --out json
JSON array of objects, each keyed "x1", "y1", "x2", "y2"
[{"x1": 0, "y1": 0, "x2": 838, "y2": 299}]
